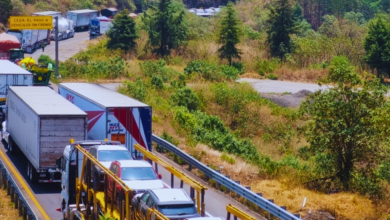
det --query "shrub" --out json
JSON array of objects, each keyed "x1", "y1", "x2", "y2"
[
  {"x1": 171, "y1": 87, "x2": 200, "y2": 111},
  {"x1": 38, "y1": 55, "x2": 55, "y2": 66},
  {"x1": 220, "y1": 65, "x2": 240, "y2": 80},
  {"x1": 184, "y1": 60, "x2": 238, "y2": 81},
  {"x1": 123, "y1": 78, "x2": 146, "y2": 101},
  {"x1": 221, "y1": 153, "x2": 236, "y2": 164},
  {"x1": 256, "y1": 59, "x2": 279, "y2": 76},
  {"x1": 267, "y1": 73, "x2": 278, "y2": 80},
  {"x1": 232, "y1": 62, "x2": 245, "y2": 74},
  {"x1": 139, "y1": 59, "x2": 177, "y2": 82},
  {"x1": 151, "y1": 75, "x2": 164, "y2": 90}
]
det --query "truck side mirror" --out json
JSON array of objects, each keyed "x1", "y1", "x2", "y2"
[
  {"x1": 158, "y1": 174, "x2": 162, "y2": 179},
  {"x1": 56, "y1": 156, "x2": 63, "y2": 171}
]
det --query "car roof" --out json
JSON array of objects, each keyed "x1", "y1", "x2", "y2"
[
  {"x1": 150, "y1": 189, "x2": 193, "y2": 204},
  {"x1": 92, "y1": 145, "x2": 128, "y2": 151},
  {"x1": 116, "y1": 160, "x2": 152, "y2": 168}
]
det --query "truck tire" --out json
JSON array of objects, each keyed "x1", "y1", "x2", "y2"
[{"x1": 29, "y1": 162, "x2": 38, "y2": 183}]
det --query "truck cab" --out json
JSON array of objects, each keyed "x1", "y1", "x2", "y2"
[
  {"x1": 56, "y1": 139, "x2": 121, "y2": 219},
  {"x1": 8, "y1": 49, "x2": 24, "y2": 64}
]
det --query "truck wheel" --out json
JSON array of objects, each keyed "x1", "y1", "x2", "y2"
[{"x1": 29, "y1": 163, "x2": 38, "y2": 183}]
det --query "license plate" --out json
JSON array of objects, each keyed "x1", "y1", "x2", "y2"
[{"x1": 40, "y1": 174, "x2": 46, "y2": 177}]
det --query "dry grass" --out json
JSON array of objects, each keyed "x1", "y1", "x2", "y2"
[
  {"x1": 0, "y1": 189, "x2": 20, "y2": 219},
  {"x1": 274, "y1": 67, "x2": 328, "y2": 83}
]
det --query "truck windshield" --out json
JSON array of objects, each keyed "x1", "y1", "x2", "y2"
[
  {"x1": 121, "y1": 167, "x2": 157, "y2": 180},
  {"x1": 98, "y1": 150, "x2": 132, "y2": 161},
  {"x1": 157, "y1": 204, "x2": 198, "y2": 216}
]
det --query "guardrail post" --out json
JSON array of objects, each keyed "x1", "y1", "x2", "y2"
[
  {"x1": 23, "y1": 205, "x2": 27, "y2": 220},
  {"x1": 7, "y1": 181, "x2": 10, "y2": 195},
  {"x1": 257, "y1": 193, "x2": 262, "y2": 197},
  {"x1": 190, "y1": 187, "x2": 195, "y2": 200},
  {"x1": 93, "y1": 192, "x2": 98, "y2": 219},
  {"x1": 104, "y1": 175, "x2": 108, "y2": 213},
  {"x1": 155, "y1": 162, "x2": 158, "y2": 173},
  {"x1": 171, "y1": 173, "x2": 174, "y2": 188},
  {"x1": 14, "y1": 193, "x2": 18, "y2": 209},
  {"x1": 227, "y1": 212, "x2": 231, "y2": 220},
  {"x1": 10, "y1": 186, "x2": 14, "y2": 202},
  {"x1": 111, "y1": 182, "x2": 116, "y2": 216},
  {"x1": 180, "y1": 180, "x2": 183, "y2": 188},
  {"x1": 18, "y1": 199, "x2": 22, "y2": 216},
  {"x1": 201, "y1": 188, "x2": 205, "y2": 217},
  {"x1": 188, "y1": 164, "x2": 192, "y2": 172},
  {"x1": 0, "y1": 168, "x2": 3, "y2": 185}
]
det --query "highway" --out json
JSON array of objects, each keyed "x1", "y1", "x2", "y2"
[{"x1": 3, "y1": 30, "x2": 266, "y2": 220}]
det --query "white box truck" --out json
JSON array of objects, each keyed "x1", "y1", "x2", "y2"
[
  {"x1": 66, "y1": 9, "x2": 99, "y2": 31},
  {"x1": 32, "y1": 11, "x2": 75, "y2": 40},
  {"x1": 32, "y1": 11, "x2": 62, "y2": 19},
  {"x1": 6, "y1": 29, "x2": 50, "y2": 54},
  {"x1": 0, "y1": 60, "x2": 33, "y2": 107},
  {"x1": 5, "y1": 86, "x2": 87, "y2": 183},
  {"x1": 58, "y1": 83, "x2": 152, "y2": 158}
]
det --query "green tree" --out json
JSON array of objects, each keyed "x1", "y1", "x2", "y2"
[
  {"x1": 364, "y1": 17, "x2": 390, "y2": 78},
  {"x1": 0, "y1": 0, "x2": 13, "y2": 24},
  {"x1": 267, "y1": 0, "x2": 296, "y2": 61},
  {"x1": 142, "y1": 0, "x2": 188, "y2": 56},
  {"x1": 300, "y1": 56, "x2": 390, "y2": 192},
  {"x1": 217, "y1": 1, "x2": 242, "y2": 66},
  {"x1": 171, "y1": 87, "x2": 200, "y2": 111},
  {"x1": 106, "y1": 9, "x2": 138, "y2": 52}
]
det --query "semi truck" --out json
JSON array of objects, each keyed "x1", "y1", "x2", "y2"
[
  {"x1": 58, "y1": 83, "x2": 152, "y2": 157},
  {"x1": 6, "y1": 29, "x2": 50, "y2": 54},
  {"x1": 89, "y1": 16, "x2": 112, "y2": 39},
  {"x1": 0, "y1": 60, "x2": 33, "y2": 107},
  {"x1": 51, "y1": 17, "x2": 75, "y2": 40},
  {"x1": 0, "y1": 33, "x2": 24, "y2": 63},
  {"x1": 100, "y1": 8, "x2": 118, "y2": 18},
  {"x1": 4, "y1": 86, "x2": 87, "y2": 183},
  {"x1": 66, "y1": 9, "x2": 99, "y2": 31}
]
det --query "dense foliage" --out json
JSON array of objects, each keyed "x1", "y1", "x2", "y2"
[
  {"x1": 107, "y1": 9, "x2": 138, "y2": 52},
  {"x1": 217, "y1": 2, "x2": 242, "y2": 65},
  {"x1": 267, "y1": 0, "x2": 297, "y2": 61},
  {"x1": 301, "y1": 56, "x2": 390, "y2": 194},
  {"x1": 364, "y1": 17, "x2": 390, "y2": 78},
  {"x1": 0, "y1": 0, "x2": 12, "y2": 24},
  {"x1": 141, "y1": 0, "x2": 188, "y2": 56}
]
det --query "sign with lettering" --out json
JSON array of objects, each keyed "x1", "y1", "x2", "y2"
[{"x1": 8, "y1": 16, "x2": 53, "y2": 30}]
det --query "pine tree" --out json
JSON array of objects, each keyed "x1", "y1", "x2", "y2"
[
  {"x1": 142, "y1": 0, "x2": 188, "y2": 56},
  {"x1": 364, "y1": 17, "x2": 390, "y2": 78},
  {"x1": 217, "y1": 1, "x2": 242, "y2": 66},
  {"x1": 267, "y1": 0, "x2": 296, "y2": 61},
  {"x1": 0, "y1": 0, "x2": 13, "y2": 25},
  {"x1": 106, "y1": 9, "x2": 139, "y2": 53}
]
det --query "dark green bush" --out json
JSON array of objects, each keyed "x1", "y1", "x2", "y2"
[
  {"x1": 184, "y1": 60, "x2": 239, "y2": 81},
  {"x1": 151, "y1": 75, "x2": 164, "y2": 90},
  {"x1": 232, "y1": 62, "x2": 245, "y2": 74},
  {"x1": 124, "y1": 78, "x2": 146, "y2": 101},
  {"x1": 171, "y1": 87, "x2": 200, "y2": 111},
  {"x1": 267, "y1": 73, "x2": 278, "y2": 80}
]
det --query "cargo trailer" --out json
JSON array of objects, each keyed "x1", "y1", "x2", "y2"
[
  {"x1": 58, "y1": 83, "x2": 152, "y2": 157},
  {"x1": 5, "y1": 86, "x2": 87, "y2": 183},
  {"x1": 66, "y1": 9, "x2": 99, "y2": 31},
  {"x1": 0, "y1": 60, "x2": 33, "y2": 107},
  {"x1": 100, "y1": 8, "x2": 118, "y2": 18},
  {"x1": 32, "y1": 11, "x2": 62, "y2": 19},
  {"x1": 89, "y1": 16, "x2": 112, "y2": 39},
  {"x1": 6, "y1": 29, "x2": 50, "y2": 54}
]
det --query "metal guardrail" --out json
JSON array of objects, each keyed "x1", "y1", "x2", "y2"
[
  {"x1": 0, "y1": 159, "x2": 38, "y2": 220},
  {"x1": 152, "y1": 134, "x2": 301, "y2": 220}
]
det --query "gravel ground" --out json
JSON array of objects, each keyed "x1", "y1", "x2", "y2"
[{"x1": 260, "y1": 90, "x2": 313, "y2": 108}]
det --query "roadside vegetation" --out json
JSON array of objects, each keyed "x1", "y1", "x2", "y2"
[
  {"x1": 0, "y1": 187, "x2": 21, "y2": 219},
  {"x1": 32, "y1": 0, "x2": 390, "y2": 219}
]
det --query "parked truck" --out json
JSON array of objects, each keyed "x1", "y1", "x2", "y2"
[
  {"x1": 58, "y1": 83, "x2": 152, "y2": 158},
  {"x1": 66, "y1": 9, "x2": 99, "y2": 31},
  {"x1": 0, "y1": 33, "x2": 24, "y2": 63},
  {"x1": 51, "y1": 17, "x2": 75, "y2": 40},
  {"x1": 89, "y1": 16, "x2": 112, "y2": 39},
  {"x1": 4, "y1": 86, "x2": 87, "y2": 183},
  {"x1": 0, "y1": 60, "x2": 33, "y2": 107},
  {"x1": 6, "y1": 29, "x2": 50, "y2": 54}
]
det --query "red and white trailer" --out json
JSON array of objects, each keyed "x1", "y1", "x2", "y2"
[{"x1": 58, "y1": 83, "x2": 152, "y2": 158}]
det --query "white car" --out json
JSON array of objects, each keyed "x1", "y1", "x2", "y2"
[{"x1": 89, "y1": 144, "x2": 132, "y2": 190}]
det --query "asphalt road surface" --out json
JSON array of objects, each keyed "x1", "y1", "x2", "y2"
[
  {"x1": 27, "y1": 31, "x2": 90, "y2": 62},
  {"x1": 237, "y1": 78, "x2": 328, "y2": 93}
]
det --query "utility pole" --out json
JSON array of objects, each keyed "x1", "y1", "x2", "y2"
[{"x1": 55, "y1": 17, "x2": 59, "y2": 77}]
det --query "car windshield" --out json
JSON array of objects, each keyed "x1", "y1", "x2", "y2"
[
  {"x1": 157, "y1": 204, "x2": 197, "y2": 216},
  {"x1": 121, "y1": 167, "x2": 157, "y2": 180},
  {"x1": 98, "y1": 150, "x2": 131, "y2": 161}
]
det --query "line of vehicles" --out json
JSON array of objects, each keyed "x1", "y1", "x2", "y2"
[
  {"x1": 0, "y1": 61, "x2": 224, "y2": 219},
  {"x1": 3, "y1": 8, "x2": 117, "y2": 54}
]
